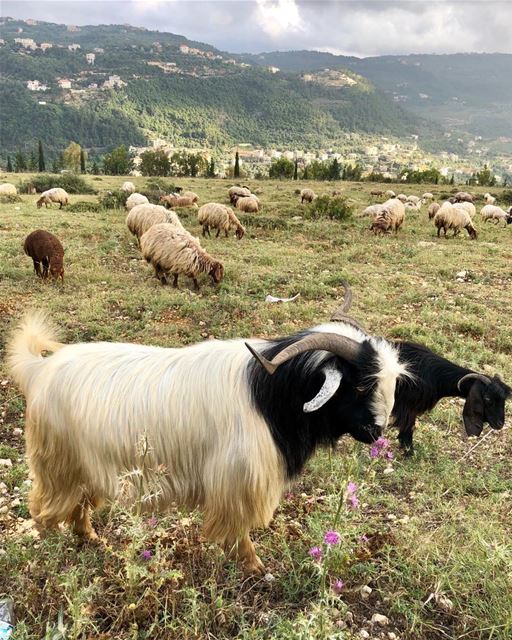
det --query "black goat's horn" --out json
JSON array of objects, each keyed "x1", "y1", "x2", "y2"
[{"x1": 457, "y1": 373, "x2": 491, "y2": 391}]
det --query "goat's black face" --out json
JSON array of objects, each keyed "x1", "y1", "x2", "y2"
[{"x1": 463, "y1": 376, "x2": 511, "y2": 436}]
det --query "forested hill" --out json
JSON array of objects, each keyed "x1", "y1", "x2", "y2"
[
  {"x1": 0, "y1": 18, "x2": 432, "y2": 157},
  {"x1": 242, "y1": 51, "x2": 512, "y2": 138}
]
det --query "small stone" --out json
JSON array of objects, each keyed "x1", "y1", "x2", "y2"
[
  {"x1": 264, "y1": 572, "x2": 275, "y2": 582},
  {"x1": 0, "y1": 483, "x2": 7, "y2": 493},
  {"x1": 359, "y1": 630, "x2": 370, "y2": 639},
  {"x1": 199, "y1": 321, "x2": 206, "y2": 327},
  {"x1": 11, "y1": 498, "x2": 21, "y2": 508},
  {"x1": 386, "y1": 513, "x2": 397, "y2": 521},
  {"x1": 361, "y1": 585, "x2": 372, "y2": 599},
  {"x1": 13, "y1": 428, "x2": 23, "y2": 436},
  {"x1": 387, "y1": 633, "x2": 397, "y2": 640},
  {"x1": 0, "y1": 459, "x2": 12, "y2": 468},
  {"x1": 0, "y1": 506, "x2": 8, "y2": 514},
  {"x1": 372, "y1": 613, "x2": 389, "y2": 626},
  {"x1": 383, "y1": 466, "x2": 394, "y2": 475},
  {"x1": 345, "y1": 611, "x2": 354, "y2": 625}
]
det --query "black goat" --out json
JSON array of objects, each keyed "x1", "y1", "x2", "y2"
[
  {"x1": 392, "y1": 342, "x2": 511, "y2": 454},
  {"x1": 329, "y1": 283, "x2": 511, "y2": 455}
]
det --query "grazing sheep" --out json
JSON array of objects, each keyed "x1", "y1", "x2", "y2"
[
  {"x1": 385, "y1": 190, "x2": 396, "y2": 198},
  {"x1": 23, "y1": 230, "x2": 64, "y2": 281},
  {"x1": 0, "y1": 182, "x2": 17, "y2": 195},
  {"x1": 370, "y1": 198, "x2": 405, "y2": 235},
  {"x1": 428, "y1": 202, "x2": 441, "y2": 219},
  {"x1": 480, "y1": 204, "x2": 512, "y2": 226},
  {"x1": 453, "y1": 201, "x2": 476, "y2": 218},
  {"x1": 36, "y1": 188, "x2": 69, "y2": 209},
  {"x1": 370, "y1": 189, "x2": 384, "y2": 199},
  {"x1": 453, "y1": 191, "x2": 474, "y2": 203},
  {"x1": 160, "y1": 194, "x2": 198, "y2": 209},
  {"x1": 7, "y1": 308, "x2": 406, "y2": 573},
  {"x1": 421, "y1": 192, "x2": 434, "y2": 202},
  {"x1": 396, "y1": 194, "x2": 407, "y2": 203},
  {"x1": 406, "y1": 195, "x2": 421, "y2": 206},
  {"x1": 182, "y1": 191, "x2": 199, "y2": 203},
  {"x1": 228, "y1": 186, "x2": 252, "y2": 204},
  {"x1": 121, "y1": 181, "x2": 136, "y2": 193},
  {"x1": 359, "y1": 204, "x2": 385, "y2": 218},
  {"x1": 483, "y1": 193, "x2": 496, "y2": 205},
  {"x1": 434, "y1": 202, "x2": 477, "y2": 239},
  {"x1": 300, "y1": 188, "x2": 317, "y2": 204},
  {"x1": 125, "y1": 193, "x2": 149, "y2": 211},
  {"x1": 236, "y1": 196, "x2": 259, "y2": 213},
  {"x1": 404, "y1": 202, "x2": 421, "y2": 212},
  {"x1": 332, "y1": 189, "x2": 343, "y2": 196},
  {"x1": 126, "y1": 204, "x2": 184, "y2": 241},
  {"x1": 141, "y1": 223, "x2": 224, "y2": 290},
  {"x1": 197, "y1": 203, "x2": 245, "y2": 239}
]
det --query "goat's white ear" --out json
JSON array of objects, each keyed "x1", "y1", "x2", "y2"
[{"x1": 303, "y1": 362, "x2": 343, "y2": 413}]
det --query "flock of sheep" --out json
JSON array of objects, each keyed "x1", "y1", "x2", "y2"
[{"x1": 359, "y1": 189, "x2": 512, "y2": 238}]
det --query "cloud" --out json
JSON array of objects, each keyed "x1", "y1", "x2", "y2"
[{"x1": 2, "y1": 0, "x2": 512, "y2": 56}]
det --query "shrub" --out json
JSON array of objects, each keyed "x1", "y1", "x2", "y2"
[
  {"x1": 306, "y1": 195, "x2": 353, "y2": 221},
  {"x1": 238, "y1": 214, "x2": 290, "y2": 230},
  {"x1": 67, "y1": 201, "x2": 102, "y2": 213},
  {"x1": 18, "y1": 174, "x2": 96, "y2": 195},
  {"x1": 141, "y1": 189, "x2": 167, "y2": 204},
  {"x1": 0, "y1": 194, "x2": 22, "y2": 203},
  {"x1": 99, "y1": 190, "x2": 129, "y2": 209},
  {"x1": 501, "y1": 190, "x2": 512, "y2": 206},
  {"x1": 144, "y1": 178, "x2": 178, "y2": 192}
]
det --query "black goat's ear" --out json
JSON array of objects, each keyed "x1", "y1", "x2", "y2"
[{"x1": 462, "y1": 383, "x2": 485, "y2": 437}]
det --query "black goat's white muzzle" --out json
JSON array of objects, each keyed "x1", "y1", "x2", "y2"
[{"x1": 303, "y1": 362, "x2": 342, "y2": 413}]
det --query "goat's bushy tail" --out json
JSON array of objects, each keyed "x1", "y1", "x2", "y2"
[{"x1": 7, "y1": 312, "x2": 64, "y2": 394}]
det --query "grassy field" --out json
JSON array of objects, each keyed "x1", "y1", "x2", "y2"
[{"x1": 0, "y1": 173, "x2": 511, "y2": 640}]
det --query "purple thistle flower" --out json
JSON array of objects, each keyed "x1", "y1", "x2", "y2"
[
  {"x1": 370, "y1": 436, "x2": 393, "y2": 459},
  {"x1": 140, "y1": 549, "x2": 152, "y2": 561},
  {"x1": 146, "y1": 516, "x2": 158, "y2": 528},
  {"x1": 332, "y1": 578, "x2": 345, "y2": 595},
  {"x1": 348, "y1": 494, "x2": 360, "y2": 509},
  {"x1": 346, "y1": 480, "x2": 360, "y2": 509},
  {"x1": 324, "y1": 530, "x2": 341, "y2": 545},
  {"x1": 386, "y1": 450, "x2": 394, "y2": 460},
  {"x1": 309, "y1": 546, "x2": 323, "y2": 561},
  {"x1": 347, "y1": 481, "x2": 358, "y2": 495},
  {"x1": 359, "y1": 534, "x2": 369, "y2": 543}
]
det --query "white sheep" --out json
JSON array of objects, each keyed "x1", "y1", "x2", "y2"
[
  {"x1": 405, "y1": 202, "x2": 421, "y2": 212},
  {"x1": 182, "y1": 191, "x2": 199, "y2": 203},
  {"x1": 198, "y1": 203, "x2": 245, "y2": 239},
  {"x1": 229, "y1": 186, "x2": 252, "y2": 204},
  {"x1": 453, "y1": 191, "x2": 474, "y2": 203},
  {"x1": 300, "y1": 188, "x2": 317, "y2": 204},
  {"x1": 370, "y1": 198, "x2": 405, "y2": 235},
  {"x1": 480, "y1": 204, "x2": 511, "y2": 226},
  {"x1": 359, "y1": 204, "x2": 385, "y2": 218},
  {"x1": 126, "y1": 204, "x2": 183, "y2": 241},
  {"x1": 0, "y1": 182, "x2": 17, "y2": 195},
  {"x1": 406, "y1": 195, "x2": 421, "y2": 206},
  {"x1": 36, "y1": 188, "x2": 69, "y2": 209},
  {"x1": 125, "y1": 193, "x2": 149, "y2": 211},
  {"x1": 483, "y1": 193, "x2": 496, "y2": 205},
  {"x1": 434, "y1": 202, "x2": 477, "y2": 239},
  {"x1": 453, "y1": 201, "x2": 476, "y2": 218},
  {"x1": 237, "y1": 196, "x2": 259, "y2": 213},
  {"x1": 428, "y1": 202, "x2": 441, "y2": 219},
  {"x1": 396, "y1": 194, "x2": 407, "y2": 203},
  {"x1": 140, "y1": 223, "x2": 224, "y2": 290},
  {"x1": 385, "y1": 189, "x2": 396, "y2": 198},
  {"x1": 121, "y1": 181, "x2": 136, "y2": 193},
  {"x1": 421, "y1": 192, "x2": 434, "y2": 202}
]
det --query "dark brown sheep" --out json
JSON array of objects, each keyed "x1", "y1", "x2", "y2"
[{"x1": 23, "y1": 230, "x2": 65, "y2": 281}]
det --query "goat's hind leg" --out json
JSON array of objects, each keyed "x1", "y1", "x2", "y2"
[{"x1": 67, "y1": 495, "x2": 102, "y2": 540}]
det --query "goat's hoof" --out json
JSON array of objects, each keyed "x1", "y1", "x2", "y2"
[{"x1": 243, "y1": 555, "x2": 265, "y2": 576}]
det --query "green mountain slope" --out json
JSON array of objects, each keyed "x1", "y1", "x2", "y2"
[
  {"x1": 0, "y1": 19, "x2": 430, "y2": 157},
  {"x1": 243, "y1": 51, "x2": 512, "y2": 138}
]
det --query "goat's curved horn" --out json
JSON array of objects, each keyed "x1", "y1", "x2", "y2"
[
  {"x1": 303, "y1": 362, "x2": 343, "y2": 413},
  {"x1": 330, "y1": 282, "x2": 367, "y2": 332},
  {"x1": 457, "y1": 373, "x2": 491, "y2": 391},
  {"x1": 246, "y1": 332, "x2": 361, "y2": 375}
]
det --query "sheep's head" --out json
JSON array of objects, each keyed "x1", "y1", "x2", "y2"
[
  {"x1": 458, "y1": 374, "x2": 512, "y2": 436},
  {"x1": 36, "y1": 197, "x2": 44, "y2": 208},
  {"x1": 465, "y1": 223, "x2": 477, "y2": 239},
  {"x1": 209, "y1": 262, "x2": 224, "y2": 284},
  {"x1": 235, "y1": 225, "x2": 245, "y2": 240},
  {"x1": 49, "y1": 257, "x2": 64, "y2": 282}
]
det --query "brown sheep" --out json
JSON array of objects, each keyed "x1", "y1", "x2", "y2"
[
  {"x1": 23, "y1": 230, "x2": 65, "y2": 281},
  {"x1": 160, "y1": 195, "x2": 198, "y2": 209}
]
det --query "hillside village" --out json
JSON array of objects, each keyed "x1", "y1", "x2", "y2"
[{"x1": 1, "y1": 17, "x2": 511, "y2": 182}]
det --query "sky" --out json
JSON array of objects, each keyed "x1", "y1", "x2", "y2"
[{"x1": 3, "y1": 0, "x2": 512, "y2": 57}]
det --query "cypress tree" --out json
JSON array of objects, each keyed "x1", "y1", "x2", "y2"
[
  {"x1": 293, "y1": 159, "x2": 298, "y2": 180},
  {"x1": 234, "y1": 151, "x2": 240, "y2": 178},
  {"x1": 38, "y1": 140, "x2": 45, "y2": 172},
  {"x1": 6, "y1": 156, "x2": 13, "y2": 172},
  {"x1": 303, "y1": 165, "x2": 308, "y2": 180},
  {"x1": 14, "y1": 150, "x2": 27, "y2": 172},
  {"x1": 80, "y1": 148, "x2": 87, "y2": 173},
  {"x1": 28, "y1": 150, "x2": 37, "y2": 171},
  {"x1": 91, "y1": 159, "x2": 100, "y2": 175},
  {"x1": 208, "y1": 157, "x2": 215, "y2": 178}
]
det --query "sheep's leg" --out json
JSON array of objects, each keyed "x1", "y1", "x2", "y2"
[
  {"x1": 202, "y1": 225, "x2": 207, "y2": 237},
  {"x1": 216, "y1": 229, "x2": 221, "y2": 238},
  {"x1": 59, "y1": 202, "x2": 63, "y2": 209},
  {"x1": 225, "y1": 230, "x2": 229, "y2": 238},
  {"x1": 33, "y1": 260, "x2": 42, "y2": 277},
  {"x1": 42, "y1": 257, "x2": 50, "y2": 279},
  {"x1": 192, "y1": 277, "x2": 200, "y2": 291},
  {"x1": 172, "y1": 273, "x2": 179, "y2": 288}
]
